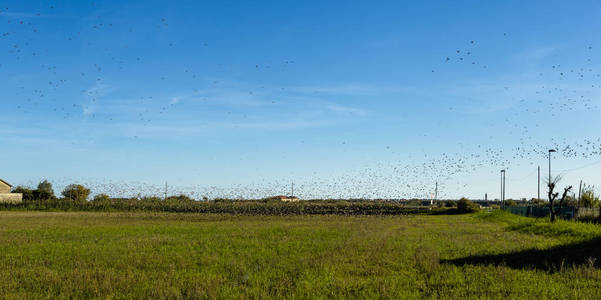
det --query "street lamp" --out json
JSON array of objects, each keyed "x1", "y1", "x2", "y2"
[
  {"x1": 548, "y1": 149, "x2": 556, "y2": 186},
  {"x1": 503, "y1": 170, "x2": 507, "y2": 205},
  {"x1": 501, "y1": 169, "x2": 506, "y2": 206}
]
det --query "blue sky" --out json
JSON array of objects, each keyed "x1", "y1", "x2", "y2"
[{"x1": 1, "y1": 1, "x2": 601, "y2": 199}]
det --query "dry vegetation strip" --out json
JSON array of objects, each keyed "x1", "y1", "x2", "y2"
[{"x1": 0, "y1": 211, "x2": 600, "y2": 298}]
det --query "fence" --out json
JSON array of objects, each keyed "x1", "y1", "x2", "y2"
[
  {"x1": 503, "y1": 206, "x2": 601, "y2": 221},
  {"x1": 503, "y1": 206, "x2": 575, "y2": 220},
  {"x1": 574, "y1": 207, "x2": 601, "y2": 220}
]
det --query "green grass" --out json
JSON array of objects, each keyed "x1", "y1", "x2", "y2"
[
  {"x1": 1, "y1": 211, "x2": 600, "y2": 298},
  {"x1": 479, "y1": 211, "x2": 601, "y2": 241}
]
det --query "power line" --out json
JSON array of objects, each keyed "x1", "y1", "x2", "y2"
[{"x1": 556, "y1": 159, "x2": 601, "y2": 174}]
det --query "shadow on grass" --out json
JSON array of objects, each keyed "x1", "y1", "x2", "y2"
[{"x1": 442, "y1": 237, "x2": 601, "y2": 272}]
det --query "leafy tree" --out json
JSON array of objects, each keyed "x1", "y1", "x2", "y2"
[
  {"x1": 457, "y1": 197, "x2": 480, "y2": 213},
  {"x1": 406, "y1": 199, "x2": 422, "y2": 207},
  {"x1": 580, "y1": 184, "x2": 599, "y2": 208},
  {"x1": 529, "y1": 198, "x2": 546, "y2": 206},
  {"x1": 140, "y1": 196, "x2": 162, "y2": 202},
  {"x1": 504, "y1": 199, "x2": 517, "y2": 206},
  {"x1": 564, "y1": 195, "x2": 577, "y2": 207},
  {"x1": 12, "y1": 186, "x2": 34, "y2": 201},
  {"x1": 62, "y1": 184, "x2": 91, "y2": 203},
  {"x1": 34, "y1": 180, "x2": 55, "y2": 200},
  {"x1": 93, "y1": 194, "x2": 110, "y2": 202},
  {"x1": 166, "y1": 194, "x2": 194, "y2": 202},
  {"x1": 444, "y1": 200, "x2": 457, "y2": 208}
]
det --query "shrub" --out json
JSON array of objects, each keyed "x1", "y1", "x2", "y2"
[
  {"x1": 504, "y1": 199, "x2": 517, "y2": 207},
  {"x1": 529, "y1": 198, "x2": 546, "y2": 206},
  {"x1": 62, "y1": 184, "x2": 91, "y2": 203},
  {"x1": 93, "y1": 194, "x2": 110, "y2": 202},
  {"x1": 12, "y1": 186, "x2": 34, "y2": 201},
  {"x1": 457, "y1": 197, "x2": 480, "y2": 213},
  {"x1": 580, "y1": 185, "x2": 599, "y2": 208},
  {"x1": 166, "y1": 194, "x2": 194, "y2": 202},
  {"x1": 444, "y1": 201, "x2": 457, "y2": 208}
]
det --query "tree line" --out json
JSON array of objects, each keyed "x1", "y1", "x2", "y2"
[
  {"x1": 12, "y1": 180, "x2": 196, "y2": 204},
  {"x1": 5, "y1": 180, "x2": 489, "y2": 215},
  {"x1": 13, "y1": 180, "x2": 93, "y2": 204}
]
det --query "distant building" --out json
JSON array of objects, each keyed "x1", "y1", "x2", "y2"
[
  {"x1": 0, "y1": 179, "x2": 10, "y2": 194},
  {"x1": 0, "y1": 179, "x2": 23, "y2": 203},
  {"x1": 270, "y1": 195, "x2": 300, "y2": 202}
]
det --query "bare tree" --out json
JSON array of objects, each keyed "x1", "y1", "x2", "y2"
[{"x1": 547, "y1": 176, "x2": 573, "y2": 222}]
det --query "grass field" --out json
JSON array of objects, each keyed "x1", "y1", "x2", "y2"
[{"x1": 1, "y1": 211, "x2": 601, "y2": 298}]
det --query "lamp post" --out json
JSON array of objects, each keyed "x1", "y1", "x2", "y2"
[
  {"x1": 501, "y1": 169, "x2": 506, "y2": 206},
  {"x1": 503, "y1": 170, "x2": 507, "y2": 205},
  {"x1": 538, "y1": 166, "x2": 540, "y2": 201}
]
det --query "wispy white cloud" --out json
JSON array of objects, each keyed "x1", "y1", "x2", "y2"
[
  {"x1": 82, "y1": 83, "x2": 111, "y2": 115},
  {"x1": 512, "y1": 45, "x2": 561, "y2": 64},
  {"x1": 114, "y1": 119, "x2": 331, "y2": 138},
  {"x1": 100, "y1": 83, "x2": 373, "y2": 116},
  {"x1": 322, "y1": 103, "x2": 369, "y2": 115},
  {"x1": 0, "y1": 11, "x2": 41, "y2": 18},
  {"x1": 441, "y1": 71, "x2": 601, "y2": 114},
  {"x1": 292, "y1": 83, "x2": 401, "y2": 95},
  {"x1": 191, "y1": 90, "x2": 269, "y2": 107},
  {"x1": 58, "y1": 80, "x2": 378, "y2": 140},
  {"x1": 0, "y1": 124, "x2": 90, "y2": 152},
  {"x1": 0, "y1": 11, "x2": 78, "y2": 19},
  {"x1": 215, "y1": 120, "x2": 330, "y2": 130}
]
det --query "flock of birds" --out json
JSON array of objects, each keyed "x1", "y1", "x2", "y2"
[{"x1": 2, "y1": 4, "x2": 601, "y2": 199}]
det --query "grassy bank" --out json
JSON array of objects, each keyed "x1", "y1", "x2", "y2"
[{"x1": 0, "y1": 211, "x2": 600, "y2": 298}]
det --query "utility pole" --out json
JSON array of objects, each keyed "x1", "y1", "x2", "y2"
[
  {"x1": 485, "y1": 193, "x2": 487, "y2": 201},
  {"x1": 435, "y1": 181, "x2": 438, "y2": 201},
  {"x1": 503, "y1": 170, "x2": 506, "y2": 205},
  {"x1": 537, "y1": 166, "x2": 540, "y2": 201},
  {"x1": 578, "y1": 180, "x2": 583, "y2": 207},
  {"x1": 500, "y1": 170, "x2": 503, "y2": 205},
  {"x1": 501, "y1": 170, "x2": 506, "y2": 206},
  {"x1": 164, "y1": 182, "x2": 168, "y2": 200},
  {"x1": 291, "y1": 181, "x2": 294, "y2": 197}
]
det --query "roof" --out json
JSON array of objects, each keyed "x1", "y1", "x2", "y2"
[{"x1": 0, "y1": 179, "x2": 12, "y2": 187}]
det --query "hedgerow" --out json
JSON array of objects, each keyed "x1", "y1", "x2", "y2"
[{"x1": 0, "y1": 198, "x2": 449, "y2": 216}]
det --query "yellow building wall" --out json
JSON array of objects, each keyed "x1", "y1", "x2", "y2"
[
  {"x1": 0, "y1": 193, "x2": 22, "y2": 203},
  {"x1": 0, "y1": 182, "x2": 10, "y2": 194}
]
